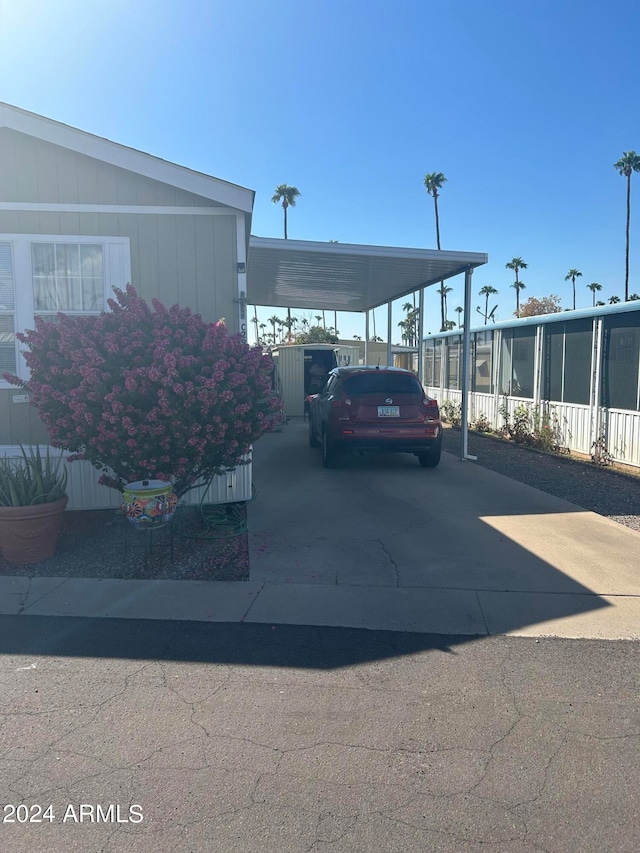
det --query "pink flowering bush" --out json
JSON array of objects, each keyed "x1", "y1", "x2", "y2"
[{"x1": 4, "y1": 285, "x2": 279, "y2": 498}]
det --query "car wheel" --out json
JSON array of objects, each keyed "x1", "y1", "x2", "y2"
[
  {"x1": 309, "y1": 418, "x2": 320, "y2": 448},
  {"x1": 418, "y1": 446, "x2": 441, "y2": 468},
  {"x1": 322, "y1": 429, "x2": 339, "y2": 468}
]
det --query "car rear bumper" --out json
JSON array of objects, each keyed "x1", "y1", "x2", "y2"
[{"x1": 330, "y1": 428, "x2": 442, "y2": 455}]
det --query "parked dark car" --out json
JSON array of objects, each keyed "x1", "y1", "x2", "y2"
[{"x1": 308, "y1": 366, "x2": 442, "y2": 468}]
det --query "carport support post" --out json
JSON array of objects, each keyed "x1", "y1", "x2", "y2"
[
  {"x1": 461, "y1": 266, "x2": 477, "y2": 461},
  {"x1": 418, "y1": 286, "x2": 425, "y2": 383},
  {"x1": 364, "y1": 311, "x2": 370, "y2": 365},
  {"x1": 387, "y1": 302, "x2": 393, "y2": 366}
]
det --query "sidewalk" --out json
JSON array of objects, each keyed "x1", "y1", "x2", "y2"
[{"x1": 1, "y1": 420, "x2": 639, "y2": 639}]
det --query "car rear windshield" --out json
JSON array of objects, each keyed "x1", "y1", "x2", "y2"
[{"x1": 342, "y1": 373, "x2": 422, "y2": 396}]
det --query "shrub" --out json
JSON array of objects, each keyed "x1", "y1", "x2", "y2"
[
  {"x1": 499, "y1": 400, "x2": 567, "y2": 453},
  {"x1": 3, "y1": 285, "x2": 279, "y2": 498},
  {"x1": 440, "y1": 400, "x2": 462, "y2": 426},
  {"x1": 472, "y1": 413, "x2": 492, "y2": 433}
]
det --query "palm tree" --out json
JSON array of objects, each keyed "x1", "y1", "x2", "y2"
[
  {"x1": 565, "y1": 269, "x2": 582, "y2": 310},
  {"x1": 609, "y1": 295, "x2": 621, "y2": 304},
  {"x1": 424, "y1": 171, "x2": 447, "y2": 330},
  {"x1": 398, "y1": 318, "x2": 409, "y2": 346},
  {"x1": 314, "y1": 315, "x2": 322, "y2": 327},
  {"x1": 511, "y1": 280, "x2": 526, "y2": 317},
  {"x1": 271, "y1": 184, "x2": 301, "y2": 240},
  {"x1": 506, "y1": 258, "x2": 528, "y2": 317},
  {"x1": 402, "y1": 301, "x2": 419, "y2": 346},
  {"x1": 587, "y1": 282, "x2": 602, "y2": 307},
  {"x1": 258, "y1": 322, "x2": 267, "y2": 344},
  {"x1": 478, "y1": 285, "x2": 498, "y2": 323},
  {"x1": 614, "y1": 151, "x2": 640, "y2": 301},
  {"x1": 437, "y1": 284, "x2": 453, "y2": 327},
  {"x1": 268, "y1": 315, "x2": 281, "y2": 344},
  {"x1": 455, "y1": 306, "x2": 464, "y2": 328}
]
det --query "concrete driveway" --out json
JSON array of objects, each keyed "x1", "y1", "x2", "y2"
[{"x1": 247, "y1": 419, "x2": 640, "y2": 639}]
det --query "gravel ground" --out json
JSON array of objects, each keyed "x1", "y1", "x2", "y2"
[
  {"x1": 443, "y1": 426, "x2": 640, "y2": 531},
  {"x1": 0, "y1": 504, "x2": 250, "y2": 581}
]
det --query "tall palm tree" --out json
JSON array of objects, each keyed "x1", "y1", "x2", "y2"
[
  {"x1": 511, "y1": 280, "x2": 526, "y2": 317},
  {"x1": 272, "y1": 184, "x2": 300, "y2": 341},
  {"x1": 614, "y1": 151, "x2": 640, "y2": 301},
  {"x1": 587, "y1": 282, "x2": 602, "y2": 307},
  {"x1": 565, "y1": 269, "x2": 582, "y2": 310},
  {"x1": 437, "y1": 284, "x2": 453, "y2": 326},
  {"x1": 259, "y1": 322, "x2": 267, "y2": 343},
  {"x1": 478, "y1": 285, "x2": 498, "y2": 323},
  {"x1": 271, "y1": 184, "x2": 301, "y2": 240},
  {"x1": 314, "y1": 315, "x2": 322, "y2": 327},
  {"x1": 424, "y1": 171, "x2": 447, "y2": 331},
  {"x1": 398, "y1": 318, "x2": 409, "y2": 346},
  {"x1": 454, "y1": 306, "x2": 464, "y2": 328},
  {"x1": 505, "y1": 257, "x2": 528, "y2": 317},
  {"x1": 268, "y1": 315, "x2": 280, "y2": 344}
]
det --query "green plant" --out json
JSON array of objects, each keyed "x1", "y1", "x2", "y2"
[
  {"x1": 509, "y1": 403, "x2": 533, "y2": 444},
  {"x1": 440, "y1": 400, "x2": 462, "y2": 426},
  {"x1": 498, "y1": 400, "x2": 568, "y2": 453},
  {"x1": 472, "y1": 413, "x2": 492, "y2": 433},
  {"x1": 0, "y1": 445, "x2": 68, "y2": 506},
  {"x1": 591, "y1": 428, "x2": 614, "y2": 466}
]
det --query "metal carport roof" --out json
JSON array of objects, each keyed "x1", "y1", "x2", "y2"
[
  {"x1": 245, "y1": 235, "x2": 488, "y2": 463},
  {"x1": 247, "y1": 236, "x2": 487, "y2": 312}
]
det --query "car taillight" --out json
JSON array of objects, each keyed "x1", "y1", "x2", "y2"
[
  {"x1": 423, "y1": 398, "x2": 439, "y2": 421},
  {"x1": 329, "y1": 390, "x2": 352, "y2": 420}
]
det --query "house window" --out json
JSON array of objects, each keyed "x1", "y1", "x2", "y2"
[
  {"x1": 543, "y1": 319, "x2": 593, "y2": 405},
  {"x1": 445, "y1": 336, "x2": 461, "y2": 390},
  {"x1": 32, "y1": 243, "x2": 105, "y2": 318},
  {"x1": 0, "y1": 242, "x2": 16, "y2": 373},
  {"x1": 0, "y1": 234, "x2": 130, "y2": 386},
  {"x1": 499, "y1": 327, "x2": 535, "y2": 398},
  {"x1": 602, "y1": 313, "x2": 640, "y2": 411},
  {"x1": 472, "y1": 330, "x2": 493, "y2": 393}
]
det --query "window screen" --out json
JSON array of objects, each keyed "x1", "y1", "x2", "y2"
[{"x1": 602, "y1": 314, "x2": 640, "y2": 410}]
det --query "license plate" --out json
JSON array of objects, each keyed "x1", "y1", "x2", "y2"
[{"x1": 378, "y1": 406, "x2": 400, "y2": 417}]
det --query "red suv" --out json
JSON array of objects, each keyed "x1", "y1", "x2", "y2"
[{"x1": 308, "y1": 366, "x2": 442, "y2": 468}]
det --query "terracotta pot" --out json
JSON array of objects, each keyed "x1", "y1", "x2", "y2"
[{"x1": 0, "y1": 496, "x2": 68, "y2": 564}]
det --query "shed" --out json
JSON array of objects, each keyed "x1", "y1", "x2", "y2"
[{"x1": 270, "y1": 343, "x2": 361, "y2": 417}]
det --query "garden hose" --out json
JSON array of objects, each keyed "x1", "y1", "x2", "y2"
[{"x1": 173, "y1": 481, "x2": 257, "y2": 541}]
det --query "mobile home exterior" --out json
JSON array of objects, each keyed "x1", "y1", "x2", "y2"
[
  {"x1": 0, "y1": 102, "x2": 254, "y2": 506},
  {"x1": 423, "y1": 301, "x2": 640, "y2": 467}
]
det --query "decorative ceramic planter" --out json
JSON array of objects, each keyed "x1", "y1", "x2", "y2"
[
  {"x1": 121, "y1": 480, "x2": 178, "y2": 529},
  {"x1": 0, "y1": 496, "x2": 69, "y2": 564}
]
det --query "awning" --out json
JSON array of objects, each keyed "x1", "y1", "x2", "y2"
[{"x1": 247, "y1": 236, "x2": 487, "y2": 312}]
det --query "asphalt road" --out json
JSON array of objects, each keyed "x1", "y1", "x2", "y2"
[{"x1": 1, "y1": 616, "x2": 638, "y2": 852}]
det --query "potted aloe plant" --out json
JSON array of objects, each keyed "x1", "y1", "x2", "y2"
[{"x1": 0, "y1": 445, "x2": 68, "y2": 564}]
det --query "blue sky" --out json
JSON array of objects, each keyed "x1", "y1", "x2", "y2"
[{"x1": 1, "y1": 0, "x2": 639, "y2": 342}]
